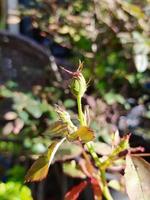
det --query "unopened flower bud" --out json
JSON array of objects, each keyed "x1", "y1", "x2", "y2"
[{"x1": 70, "y1": 72, "x2": 87, "y2": 97}]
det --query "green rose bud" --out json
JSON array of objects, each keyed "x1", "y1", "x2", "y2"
[
  {"x1": 60, "y1": 61, "x2": 87, "y2": 97},
  {"x1": 70, "y1": 72, "x2": 87, "y2": 98}
]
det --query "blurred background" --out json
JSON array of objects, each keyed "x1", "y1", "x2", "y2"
[{"x1": 0, "y1": 0, "x2": 150, "y2": 199}]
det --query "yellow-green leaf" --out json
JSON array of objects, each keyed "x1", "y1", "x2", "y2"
[
  {"x1": 121, "y1": 1, "x2": 145, "y2": 19},
  {"x1": 25, "y1": 138, "x2": 65, "y2": 182},
  {"x1": 125, "y1": 155, "x2": 150, "y2": 200},
  {"x1": 68, "y1": 126, "x2": 95, "y2": 143}
]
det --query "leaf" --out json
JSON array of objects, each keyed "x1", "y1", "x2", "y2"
[
  {"x1": 4, "y1": 111, "x2": 18, "y2": 120},
  {"x1": 63, "y1": 161, "x2": 86, "y2": 179},
  {"x1": 13, "y1": 118, "x2": 24, "y2": 134},
  {"x1": 43, "y1": 121, "x2": 69, "y2": 139},
  {"x1": 64, "y1": 99, "x2": 76, "y2": 108},
  {"x1": 26, "y1": 100, "x2": 42, "y2": 119},
  {"x1": 2, "y1": 122, "x2": 14, "y2": 135},
  {"x1": 25, "y1": 138, "x2": 65, "y2": 182},
  {"x1": 65, "y1": 181, "x2": 88, "y2": 200},
  {"x1": 108, "y1": 180, "x2": 121, "y2": 191},
  {"x1": 55, "y1": 142, "x2": 82, "y2": 161},
  {"x1": 0, "y1": 87, "x2": 12, "y2": 97},
  {"x1": 19, "y1": 111, "x2": 29, "y2": 123},
  {"x1": 121, "y1": 1, "x2": 145, "y2": 19},
  {"x1": 111, "y1": 129, "x2": 120, "y2": 147},
  {"x1": 25, "y1": 154, "x2": 49, "y2": 182},
  {"x1": 90, "y1": 178, "x2": 102, "y2": 200},
  {"x1": 134, "y1": 54, "x2": 148, "y2": 72},
  {"x1": 104, "y1": 92, "x2": 125, "y2": 105},
  {"x1": 125, "y1": 155, "x2": 150, "y2": 200},
  {"x1": 93, "y1": 142, "x2": 112, "y2": 156},
  {"x1": 101, "y1": 136, "x2": 129, "y2": 169},
  {"x1": 68, "y1": 126, "x2": 95, "y2": 143}
]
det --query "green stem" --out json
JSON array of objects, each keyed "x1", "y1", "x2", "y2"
[
  {"x1": 101, "y1": 170, "x2": 113, "y2": 200},
  {"x1": 77, "y1": 96, "x2": 86, "y2": 126},
  {"x1": 76, "y1": 95, "x2": 113, "y2": 200}
]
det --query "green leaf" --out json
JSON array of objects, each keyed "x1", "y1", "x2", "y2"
[
  {"x1": 19, "y1": 111, "x2": 29, "y2": 123},
  {"x1": 101, "y1": 136, "x2": 129, "y2": 169},
  {"x1": 64, "y1": 99, "x2": 76, "y2": 108},
  {"x1": 63, "y1": 161, "x2": 86, "y2": 179},
  {"x1": 0, "y1": 182, "x2": 33, "y2": 200},
  {"x1": 93, "y1": 142, "x2": 112, "y2": 156},
  {"x1": 108, "y1": 180, "x2": 121, "y2": 191},
  {"x1": 25, "y1": 138, "x2": 65, "y2": 182},
  {"x1": 125, "y1": 155, "x2": 150, "y2": 200},
  {"x1": 104, "y1": 92, "x2": 125, "y2": 105},
  {"x1": 55, "y1": 142, "x2": 82, "y2": 161},
  {"x1": 121, "y1": 2, "x2": 145, "y2": 19},
  {"x1": 68, "y1": 126, "x2": 95, "y2": 143},
  {"x1": 65, "y1": 181, "x2": 88, "y2": 200},
  {"x1": 26, "y1": 101, "x2": 42, "y2": 118},
  {"x1": 0, "y1": 87, "x2": 12, "y2": 97}
]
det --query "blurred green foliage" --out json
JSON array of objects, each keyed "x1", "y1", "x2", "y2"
[
  {"x1": 0, "y1": 0, "x2": 150, "y2": 199},
  {"x1": 0, "y1": 182, "x2": 33, "y2": 200},
  {"x1": 20, "y1": 0, "x2": 150, "y2": 99}
]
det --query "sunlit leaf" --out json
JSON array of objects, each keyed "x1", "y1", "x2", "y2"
[
  {"x1": 68, "y1": 126, "x2": 95, "y2": 143},
  {"x1": 43, "y1": 121, "x2": 69, "y2": 139},
  {"x1": 90, "y1": 178, "x2": 102, "y2": 200},
  {"x1": 111, "y1": 129, "x2": 120, "y2": 147},
  {"x1": 0, "y1": 182, "x2": 33, "y2": 200},
  {"x1": 25, "y1": 138, "x2": 65, "y2": 182},
  {"x1": 4, "y1": 111, "x2": 17, "y2": 120},
  {"x1": 108, "y1": 180, "x2": 121, "y2": 191},
  {"x1": 134, "y1": 54, "x2": 148, "y2": 72},
  {"x1": 121, "y1": 1, "x2": 145, "y2": 19},
  {"x1": 65, "y1": 181, "x2": 88, "y2": 200},
  {"x1": 125, "y1": 155, "x2": 150, "y2": 200}
]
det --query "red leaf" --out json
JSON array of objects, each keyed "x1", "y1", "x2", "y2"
[
  {"x1": 91, "y1": 178, "x2": 102, "y2": 200},
  {"x1": 65, "y1": 181, "x2": 88, "y2": 200}
]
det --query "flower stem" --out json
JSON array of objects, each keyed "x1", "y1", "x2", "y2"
[
  {"x1": 77, "y1": 95, "x2": 86, "y2": 126},
  {"x1": 76, "y1": 95, "x2": 113, "y2": 200}
]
